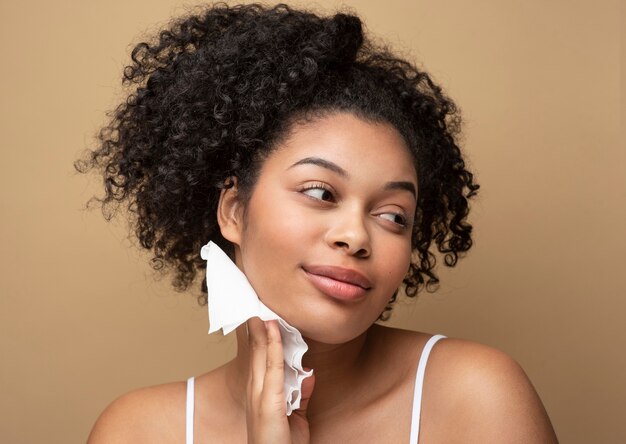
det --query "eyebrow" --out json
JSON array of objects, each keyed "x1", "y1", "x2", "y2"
[
  {"x1": 384, "y1": 181, "x2": 417, "y2": 200},
  {"x1": 289, "y1": 157, "x2": 348, "y2": 177},
  {"x1": 288, "y1": 156, "x2": 417, "y2": 200}
]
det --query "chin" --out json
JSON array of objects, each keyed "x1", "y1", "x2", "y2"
[{"x1": 296, "y1": 319, "x2": 374, "y2": 345}]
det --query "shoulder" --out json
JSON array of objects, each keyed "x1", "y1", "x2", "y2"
[
  {"x1": 87, "y1": 380, "x2": 187, "y2": 444},
  {"x1": 424, "y1": 337, "x2": 559, "y2": 443}
]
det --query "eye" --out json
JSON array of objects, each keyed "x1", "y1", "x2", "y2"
[
  {"x1": 300, "y1": 183, "x2": 335, "y2": 202},
  {"x1": 377, "y1": 212, "x2": 408, "y2": 228}
]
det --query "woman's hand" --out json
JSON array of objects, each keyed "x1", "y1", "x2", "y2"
[{"x1": 246, "y1": 317, "x2": 315, "y2": 444}]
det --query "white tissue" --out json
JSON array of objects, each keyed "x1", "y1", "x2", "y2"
[{"x1": 200, "y1": 241, "x2": 313, "y2": 416}]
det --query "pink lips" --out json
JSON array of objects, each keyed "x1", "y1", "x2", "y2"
[{"x1": 302, "y1": 265, "x2": 372, "y2": 301}]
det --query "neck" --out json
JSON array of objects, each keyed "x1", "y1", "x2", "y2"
[{"x1": 225, "y1": 324, "x2": 375, "y2": 421}]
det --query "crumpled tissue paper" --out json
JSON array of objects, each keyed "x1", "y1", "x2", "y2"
[{"x1": 200, "y1": 241, "x2": 313, "y2": 415}]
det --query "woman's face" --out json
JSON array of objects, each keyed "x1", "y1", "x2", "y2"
[{"x1": 225, "y1": 112, "x2": 417, "y2": 344}]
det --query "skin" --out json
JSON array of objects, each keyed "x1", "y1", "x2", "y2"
[{"x1": 87, "y1": 112, "x2": 559, "y2": 443}]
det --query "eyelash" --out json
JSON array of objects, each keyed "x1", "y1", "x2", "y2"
[
  {"x1": 298, "y1": 183, "x2": 409, "y2": 229},
  {"x1": 299, "y1": 182, "x2": 336, "y2": 202},
  {"x1": 378, "y1": 212, "x2": 409, "y2": 228}
]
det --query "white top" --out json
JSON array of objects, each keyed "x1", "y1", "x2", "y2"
[{"x1": 186, "y1": 334, "x2": 447, "y2": 444}]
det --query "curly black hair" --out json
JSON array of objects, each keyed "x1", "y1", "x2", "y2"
[{"x1": 76, "y1": 3, "x2": 479, "y2": 320}]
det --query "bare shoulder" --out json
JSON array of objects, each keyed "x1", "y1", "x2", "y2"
[
  {"x1": 424, "y1": 337, "x2": 559, "y2": 443},
  {"x1": 87, "y1": 381, "x2": 186, "y2": 444}
]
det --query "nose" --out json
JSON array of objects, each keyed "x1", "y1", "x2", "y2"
[{"x1": 324, "y1": 207, "x2": 371, "y2": 258}]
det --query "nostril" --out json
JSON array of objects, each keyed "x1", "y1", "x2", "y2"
[
  {"x1": 333, "y1": 241, "x2": 370, "y2": 258},
  {"x1": 355, "y1": 247, "x2": 369, "y2": 258}
]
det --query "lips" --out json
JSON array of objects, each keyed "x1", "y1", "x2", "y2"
[
  {"x1": 302, "y1": 265, "x2": 372, "y2": 289},
  {"x1": 302, "y1": 265, "x2": 373, "y2": 302}
]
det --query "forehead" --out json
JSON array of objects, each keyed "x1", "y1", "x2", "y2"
[{"x1": 263, "y1": 112, "x2": 417, "y2": 180}]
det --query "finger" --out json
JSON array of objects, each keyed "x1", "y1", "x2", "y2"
[
  {"x1": 246, "y1": 317, "x2": 268, "y2": 396},
  {"x1": 261, "y1": 320, "x2": 286, "y2": 409}
]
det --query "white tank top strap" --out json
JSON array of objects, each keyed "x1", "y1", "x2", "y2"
[
  {"x1": 408, "y1": 334, "x2": 447, "y2": 444},
  {"x1": 186, "y1": 376, "x2": 195, "y2": 444}
]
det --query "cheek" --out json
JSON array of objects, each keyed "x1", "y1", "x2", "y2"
[
  {"x1": 379, "y1": 240, "x2": 412, "y2": 289},
  {"x1": 238, "y1": 191, "x2": 312, "y2": 298},
  {"x1": 243, "y1": 192, "x2": 313, "y2": 256}
]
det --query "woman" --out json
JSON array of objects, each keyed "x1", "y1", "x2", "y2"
[{"x1": 79, "y1": 3, "x2": 558, "y2": 442}]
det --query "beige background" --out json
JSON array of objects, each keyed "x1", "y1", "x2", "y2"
[{"x1": 0, "y1": 1, "x2": 623, "y2": 443}]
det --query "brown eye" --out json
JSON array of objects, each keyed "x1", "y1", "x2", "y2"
[
  {"x1": 379, "y1": 212, "x2": 408, "y2": 227},
  {"x1": 301, "y1": 185, "x2": 334, "y2": 202}
]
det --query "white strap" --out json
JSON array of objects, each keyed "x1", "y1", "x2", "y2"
[
  {"x1": 186, "y1": 377, "x2": 195, "y2": 444},
  {"x1": 409, "y1": 334, "x2": 446, "y2": 444}
]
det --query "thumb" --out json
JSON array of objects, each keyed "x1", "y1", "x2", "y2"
[
  {"x1": 288, "y1": 369, "x2": 315, "y2": 443},
  {"x1": 297, "y1": 369, "x2": 315, "y2": 413}
]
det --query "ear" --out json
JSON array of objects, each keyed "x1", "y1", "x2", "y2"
[{"x1": 216, "y1": 178, "x2": 244, "y2": 246}]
